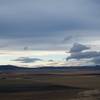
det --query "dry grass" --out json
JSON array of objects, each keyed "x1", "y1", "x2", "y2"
[{"x1": 0, "y1": 74, "x2": 100, "y2": 100}]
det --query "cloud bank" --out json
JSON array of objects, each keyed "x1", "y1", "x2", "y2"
[
  {"x1": 67, "y1": 43, "x2": 100, "y2": 65},
  {"x1": 0, "y1": 0, "x2": 100, "y2": 50},
  {"x1": 13, "y1": 57, "x2": 43, "y2": 63},
  {"x1": 70, "y1": 43, "x2": 90, "y2": 53}
]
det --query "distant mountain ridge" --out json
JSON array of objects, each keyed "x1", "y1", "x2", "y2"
[{"x1": 0, "y1": 65, "x2": 100, "y2": 74}]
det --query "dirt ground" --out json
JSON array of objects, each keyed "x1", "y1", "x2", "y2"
[{"x1": 0, "y1": 74, "x2": 100, "y2": 100}]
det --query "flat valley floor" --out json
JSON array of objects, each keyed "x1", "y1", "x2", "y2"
[{"x1": 0, "y1": 74, "x2": 100, "y2": 100}]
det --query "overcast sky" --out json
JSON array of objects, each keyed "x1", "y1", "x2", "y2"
[{"x1": 0, "y1": 0, "x2": 100, "y2": 67}]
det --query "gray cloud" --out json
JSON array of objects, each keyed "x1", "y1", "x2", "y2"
[
  {"x1": 13, "y1": 57, "x2": 43, "y2": 63},
  {"x1": 0, "y1": 0, "x2": 100, "y2": 38},
  {"x1": 0, "y1": 44, "x2": 8, "y2": 48},
  {"x1": 67, "y1": 51, "x2": 100, "y2": 60},
  {"x1": 62, "y1": 35, "x2": 73, "y2": 43},
  {"x1": 48, "y1": 60, "x2": 54, "y2": 62},
  {"x1": 70, "y1": 43, "x2": 90, "y2": 53},
  {"x1": 67, "y1": 43, "x2": 100, "y2": 61},
  {"x1": 92, "y1": 57, "x2": 100, "y2": 64},
  {"x1": 0, "y1": 0, "x2": 100, "y2": 50},
  {"x1": 66, "y1": 43, "x2": 100, "y2": 65}
]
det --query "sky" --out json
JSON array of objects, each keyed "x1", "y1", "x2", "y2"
[{"x1": 0, "y1": 0, "x2": 100, "y2": 67}]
